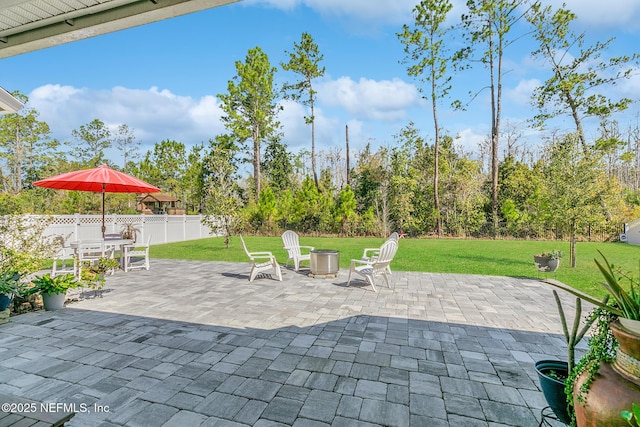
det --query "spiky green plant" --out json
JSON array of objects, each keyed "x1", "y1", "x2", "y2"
[{"x1": 594, "y1": 250, "x2": 640, "y2": 320}]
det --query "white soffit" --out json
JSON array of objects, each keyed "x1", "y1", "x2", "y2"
[
  {"x1": 0, "y1": 86, "x2": 23, "y2": 114},
  {"x1": 0, "y1": 0, "x2": 240, "y2": 59}
]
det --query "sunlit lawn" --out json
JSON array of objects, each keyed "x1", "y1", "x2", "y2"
[{"x1": 150, "y1": 236, "x2": 640, "y2": 298}]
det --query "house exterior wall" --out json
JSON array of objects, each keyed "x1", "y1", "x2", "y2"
[{"x1": 623, "y1": 220, "x2": 640, "y2": 245}]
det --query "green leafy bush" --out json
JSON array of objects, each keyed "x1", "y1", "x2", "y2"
[{"x1": 30, "y1": 273, "x2": 79, "y2": 296}]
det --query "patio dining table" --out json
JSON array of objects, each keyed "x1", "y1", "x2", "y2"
[{"x1": 69, "y1": 238, "x2": 134, "y2": 270}]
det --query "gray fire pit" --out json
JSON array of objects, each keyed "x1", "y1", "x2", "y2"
[{"x1": 310, "y1": 249, "x2": 339, "y2": 276}]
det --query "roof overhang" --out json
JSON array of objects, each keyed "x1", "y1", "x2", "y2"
[
  {"x1": 0, "y1": 86, "x2": 23, "y2": 113},
  {"x1": 0, "y1": 0, "x2": 240, "y2": 59}
]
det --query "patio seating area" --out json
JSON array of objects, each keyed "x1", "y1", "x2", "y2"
[{"x1": 0, "y1": 259, "x2": 582, "y2": 426}]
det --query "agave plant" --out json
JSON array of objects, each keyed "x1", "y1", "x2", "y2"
[
  {"x1": 594, "y1": 250, "x2": 640, "y2": 320},
  {"x1": 544, "y1": 250, "x2": 639, "y2": 320}
]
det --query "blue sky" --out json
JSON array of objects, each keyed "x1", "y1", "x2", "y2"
[{"x1": 2, "y1": 0, "x2": 640, "y2": 169}]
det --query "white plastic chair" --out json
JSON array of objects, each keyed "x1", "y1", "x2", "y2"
[
  {"x1": 240, "y1": 235, "x2": 282, "y2": 282},
  {"x1": 123, "y1": 235, "x2": 151, "y2": 272},
  {"x1": 281, "y1": 230, "x2": 314, "y2": 271},
  {"x1": 361, "y1": 232, "x2": 399, "y2": 274},
  {"x1": 51, "y1": 237, "x2": 75, "y2": 277},
  {"x1": 75, "y1": 240, "x2": 113, "y2": 279},
  {"x1": 348, "y1": 239, "x2": 398, "y2": 292}
]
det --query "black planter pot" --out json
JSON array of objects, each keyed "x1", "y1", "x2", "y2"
[
  {"x1": 0, "y1": 294, "x2": 11, "y2": 311},
  {"x1": 536, "y1": 360, "x2": 571, "y2": 424},
  {"x1": 535, "y1": 360, "x2": 571, "y2": 425}
]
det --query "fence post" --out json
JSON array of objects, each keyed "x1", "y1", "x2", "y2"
[
  {"x1": 74, "y1": 213, "x2": 80, "y2": 240},
  {"x1": 140, "y1": 214, "x2": 146, "y2": 244},
  {"x1": 164, "y1": 214, "x2": 169, "y2": 243}
]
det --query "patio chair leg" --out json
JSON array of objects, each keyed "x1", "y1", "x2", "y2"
[
  {"x1": 368, "y1": 277, "x2": 377, "y2": 293},
  {"x1": 347, "y1": 269, "x2": 353, "y2": 287},
  {"x1": 274, "y1": 262, "x2": 282, "y2": 281},
  {"x1": 249, "y1": 266, "x2": 258, "y2": 282},
  {"x1": 383, "y1": 273, "x2": 390, "y2": 288}
]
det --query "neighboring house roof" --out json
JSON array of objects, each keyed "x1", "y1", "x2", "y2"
[
  {"x1": 139, "y1": 193, "x2": 181, "y2": 203},
  {"x1": 0, "y1": 0, "x2": 239, "y2": 59}
]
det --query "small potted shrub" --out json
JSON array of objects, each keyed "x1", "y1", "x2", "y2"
[
  {"x1": 534, "y1": 250, "x2": 563, "y2": 272},
  {"x1": 80, "y1": 257, "x2": 120, "y2": 297},
  {"x1": 0, "y1": 270, "x2": 22, "y2": 311},
  {"x1": 120, "y1": 223, "x2": 140, "y2": 243},
  {"x1": 31, "y1": 273, "x2": 79, "y2": 310}
]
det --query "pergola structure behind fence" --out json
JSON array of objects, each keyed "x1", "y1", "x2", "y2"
[{"x1": 42, "y1": 214, "x2": 219, "y2": 245}]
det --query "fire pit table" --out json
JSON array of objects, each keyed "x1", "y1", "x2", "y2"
[{"x1": 309, "y1": 249, "x2": 339, "y2": 278}]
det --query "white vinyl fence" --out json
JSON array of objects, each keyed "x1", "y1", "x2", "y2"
[{"x1": 41, "y1": 214, "x2": 220, "y2": 245}]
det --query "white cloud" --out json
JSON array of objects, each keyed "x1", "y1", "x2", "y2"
[
  {"x1": 507, "y1": 78, "x2": 540, "y2": 106},
  {"x1": 27, "y1": 84, "x2": 225, "y2": 151},
  {"x1": 455, "y1": 128, "x2": 487, "y2": 156},
  {"x1": 615, "y1": 67, "x2": 640, "y2": 99},
  {"x1": 244, "y1": 0, "x2": 419, "y2": 25},
  {"x1": 317, "y1": 77, "x2": 420, "y2": 121},
  {"x1": 278, "y1": 99, "x2": 312, "y2": 151},
  {"x1": 302, "y1": 0, "x2": 417, "y2": 24},
  {"x1": 279, "y1": 98, "x2": 350, "y2": 152},
  {"x1": 544, "y1": 0, "x2": 640, "y2": 29}
]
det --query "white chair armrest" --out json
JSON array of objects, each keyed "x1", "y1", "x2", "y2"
[
  {"x1": 249, "y1": 251, "x2": 274, "y2": 257},
  {"x1": 362, "y1": 248, "x2": 380, "y2": 256},
  {"x1": 250, "y1": 253, "x2": 276, "y2": 260},
  {"x1": 350, "y1": 259, "x2": 372, "y2": 267}
]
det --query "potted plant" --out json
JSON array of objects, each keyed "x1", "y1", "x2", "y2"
[
  {"x1": 544, "y1": 250, "x2": 640, "y2": 426},
  {"x1": 0, "y1": 270, "x2": 21, "y2": 311},
  {"x1": 80, "y1": 257, "x2": 120, "y2": 297},
  {"x1": 30, "y1": 273, "x2": 79, "y2": 310},
  {"x1": 534, "y1": 250, "x2": 564, "y2": 272},
  {"x1": 535, "y1": 290, "x2": 599, "y2": 425},
  {"x1": 120, "y1": 223, "x2": 140, "y2": 243}
]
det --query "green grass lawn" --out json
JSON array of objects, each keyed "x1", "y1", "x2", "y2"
[{"x1": 150, "y1": 236, "x2": 640, "y2": 298}]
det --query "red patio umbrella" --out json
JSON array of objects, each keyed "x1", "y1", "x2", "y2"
[{"x1": 33, "y1": 164, "x2": 161, "y2": 237}]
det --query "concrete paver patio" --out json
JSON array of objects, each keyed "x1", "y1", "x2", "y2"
[{"x1": 0, "y1": 259, "x2": 580, "y2": 426}]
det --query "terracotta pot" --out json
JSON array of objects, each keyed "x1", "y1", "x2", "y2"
[
  {"x1": 574, "y1": 321, "x2": 640, "y2": 426},
  {"x1": 619, "y1": 318, "x2": 640, "y2": 336}
]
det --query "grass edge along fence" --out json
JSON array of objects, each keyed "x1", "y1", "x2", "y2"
[{"x1": 150, "y1": 236, "x2": 640, "y2": 298}]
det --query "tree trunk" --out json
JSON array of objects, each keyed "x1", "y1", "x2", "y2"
[
  {"x1": 345, "y1": 125, "x2": 350, "y2": 186},
  {"x1": 253, "y1": 125, "x2": 261, "y2": 201},
  {"x1": 432, "y1": 64, "x2": 442, "y2": 237},
  {"x1": 311, "y1": 103, "x2": 318, "y2": 187},
  {"x1": 489, "y1": 33, "x2": 500, "y2": 236},
  {"x1": 571, "y1": 225, "x2": 577, "y2": 268}
]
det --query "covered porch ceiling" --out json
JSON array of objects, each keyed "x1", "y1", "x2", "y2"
[{"x1": 0, "y1": 0, "x2": 239, "y2": 113}]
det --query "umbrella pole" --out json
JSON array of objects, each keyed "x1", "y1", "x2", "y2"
[{"x1": 102, "y1": 184, "x2": 106, "y2": 238}]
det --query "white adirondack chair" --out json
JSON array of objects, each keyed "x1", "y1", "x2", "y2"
[
  {"x1": 75, "y1": 240, "x2": 113, "y2": 279},
  {"x1": 51, "y1": 236, "x2": 76, "y2": 277},
  {"x1": 348, "y1": 239, "x2": 398, "y2": 292},
  {"x1": 123, "y1": 235, "x2": 151, "y2": 272},
  {"x1": 240, "y1": 235, "x2": 282, "y2": 282},
  {"x1": 361, "y1": 232, "x2": 399, "y2": 274},
  {"x1": 281, "y1": 230, "x2": 314, "y2": 271}
]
